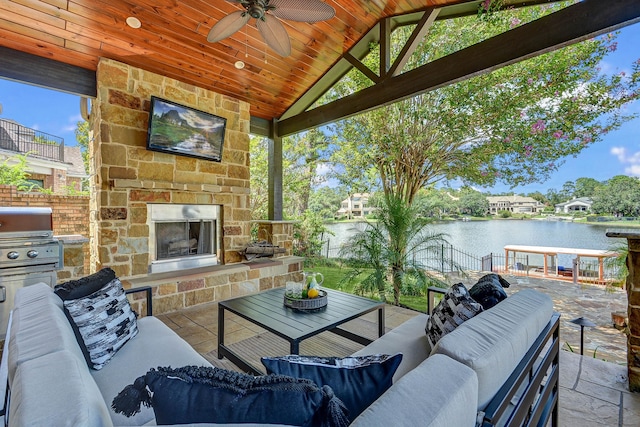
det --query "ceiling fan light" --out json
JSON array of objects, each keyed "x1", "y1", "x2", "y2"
[
  {"x1": 207, "y1": 11, "x2": 250, "y2": 43},
  {"x1": 126, "y1": 17, "x2": 142, "y2": 29}
]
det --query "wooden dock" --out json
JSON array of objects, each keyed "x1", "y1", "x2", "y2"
[{"x1": 501, "y1": 244, "x2": 619, "y2": 284}]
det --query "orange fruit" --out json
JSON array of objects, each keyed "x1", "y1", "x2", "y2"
[{"x1": 307, "y1": 288, "x2": 319, "y2": 299}]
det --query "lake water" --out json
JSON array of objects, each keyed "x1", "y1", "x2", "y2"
[{"x1": 323, "y1": 220, "x2": 627, "y2": 266}]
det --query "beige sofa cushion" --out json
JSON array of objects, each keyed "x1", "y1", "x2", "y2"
[
  {"x1": 91, "y1": 316, "x2": 213, "y2": 426},
  {"x1": 9, "y1": 350, "x2": 113, "y2": 427},
  {"x1": 8, "y1": 285, "x2": 85, "y2": 384},
  {"x1": 352, "y1": 313, "x2": 430, "y2": 382},
  {"x1": 13, "y1": 283, "x2": 63, "y2": 309},
  {"x1": 432, "y1": 289, "x2": 553, "y2": 410},
  {"x1": 351, "y1": 354, "x2": 478, "y2": 427}
]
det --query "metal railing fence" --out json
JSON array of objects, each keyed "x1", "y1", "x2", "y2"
[
  {"x1": 0, "y1": 118, "x2": 64, "y2": 162},
  {"x1": 320, "y1": 240, "x2": 623, "y2": 286}
]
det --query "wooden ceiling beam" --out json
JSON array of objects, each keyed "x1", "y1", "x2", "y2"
[
  {"x1": 277, "y1": 0, "x2": 640, "y2": 137},
  {"x1": 379, "y1": 17, "x2": 390, "y2": 78},
  {"x1": 387, "y1": 8, "x2": 440, "y2": 79}
]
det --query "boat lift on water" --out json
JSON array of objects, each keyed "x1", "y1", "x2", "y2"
[{"x1": 502, "y1": 244, "x2": 619, "y2": 284}]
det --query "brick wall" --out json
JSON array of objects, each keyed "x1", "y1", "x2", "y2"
[
  {"x1": 0, "y1": 184, "x2": 90, "y2": 278},
  {"x1": 0, "y1": 185, "x2": 88, "y2": 235}
]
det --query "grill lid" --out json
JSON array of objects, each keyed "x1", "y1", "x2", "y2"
[{"x1": 0, "y1": 207, "x2": 54, "y2": 239}]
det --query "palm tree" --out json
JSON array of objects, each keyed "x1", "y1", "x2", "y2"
[
  {"x1": 605, "y1": 241, "x2": 629, "y2": 290},
  {"x1": 340, "y1": 194, "x2": 460, "y2": 306}
]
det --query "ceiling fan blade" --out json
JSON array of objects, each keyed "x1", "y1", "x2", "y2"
[
  {"x1": 207, "y1": 11, "x2": 250, "y2": 43},
  {"x1": 269, "y1": 0, "x2": 335, "y2": 23},
  {"x1": 257, "y1": 16, "x2": 291, "y2": 57}
]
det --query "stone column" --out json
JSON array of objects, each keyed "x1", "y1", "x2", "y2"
[
  {"x1": 254, "y1": 220, "x2": 296, "y2": 256},
  {"x1": 607, "y1": 231, "x2": 640, "y2": 392},
  {"x1": 56, "y1": 235, "x2": 90, "y2": 282}
]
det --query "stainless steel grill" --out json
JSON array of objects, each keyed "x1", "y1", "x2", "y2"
[{"x1": 0, "y1": 207, "x2": 62, "y2": 337}]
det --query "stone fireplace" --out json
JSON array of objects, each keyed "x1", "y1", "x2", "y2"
[
  {"x1": 88, "y1": 58, "x2": 301, "y2": 316},
  {"x1": 148, "y1": 204, "x2": 222, "y2": 274}
]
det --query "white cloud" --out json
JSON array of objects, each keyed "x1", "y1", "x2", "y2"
[
  {"x1": 611, "y1": 146, "x2": 640, "y2": 176},
  {"x1": 625, "y1": 165, "x2": 640, "y2": 176},
  {"x1": 599, "y1": 60, "x2": 616, "y2": 76},
  {"x1": 315, "y1": 163, "x2": 333, "y2": 175},
  {"x1": 611, "y1": 146, "x2": 627, "y2": 161},
  {"x1": 62, "y1": 114, "x2": 84, "y2": 132}
]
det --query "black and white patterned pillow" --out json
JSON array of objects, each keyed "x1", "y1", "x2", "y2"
[
  {"x1": 425, "y1": 283, "x2": 483, "y2": 349},
  {"x1": 62, "y1": 277, "x2": 138, "y2": 370}
]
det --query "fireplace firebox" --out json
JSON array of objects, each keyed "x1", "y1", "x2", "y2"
[{"x1": 148, "y1": 204, "x2": 222, "y2": 274}]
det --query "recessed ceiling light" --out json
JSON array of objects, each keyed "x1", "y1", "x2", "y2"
[
  {"x1": 234, "y1": 61, "x2": 245, "y2": 69},
  {"x1": 126, "y1": 17, "x2": 142, "y2": 29}
]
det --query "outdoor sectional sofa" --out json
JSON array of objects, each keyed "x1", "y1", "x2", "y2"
[{"x1": 1, "y1": 281, "x2": 558, "y2": 427}]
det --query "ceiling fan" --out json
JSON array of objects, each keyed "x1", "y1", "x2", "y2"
[{"x1": 207, "y1": 0, "x2": 335, "y2": 57}]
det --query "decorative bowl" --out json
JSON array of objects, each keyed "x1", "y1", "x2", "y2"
[{"x1": 284, "y1": 290, "x2": 328, "y2": 311}]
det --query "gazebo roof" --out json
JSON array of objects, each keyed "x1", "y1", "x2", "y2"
[{"x1": 0, "y1": 0, "x2": 638, "y2": 136}]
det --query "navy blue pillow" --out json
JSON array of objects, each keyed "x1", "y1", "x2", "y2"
[
  {"x1": 261, "y1": 353, "x2": 402, "y2": 422},
  {"x1": 54, "y1": 267, "x2": 117, "y2": 300},
  {"x1": 112, "y1": 365, "x2": 349, "y2": 427}
]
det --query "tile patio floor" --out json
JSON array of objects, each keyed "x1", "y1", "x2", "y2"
[{"x1": 157, "y1": 275, "x2": 640, "y2": 426}]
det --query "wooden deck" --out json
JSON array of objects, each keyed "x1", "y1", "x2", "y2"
[{"x1": 502, "y1": 244, "x2": 619, "y2": 285}]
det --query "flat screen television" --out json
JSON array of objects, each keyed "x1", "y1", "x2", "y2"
[{"x1": 146, "y1": 96, "x2": 226, "y2": 162}]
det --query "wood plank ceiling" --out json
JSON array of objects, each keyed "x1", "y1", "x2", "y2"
[
  {"x1": 0, "y1": 0, "x2": 637, "y2": 131},
  {"x1": 0, "y1": 0, "x2": 527, "y2": 122}
]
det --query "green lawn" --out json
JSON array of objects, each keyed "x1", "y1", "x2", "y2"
[{"x1": 306, "y1": 263, "x2": 429, "y2": 312}]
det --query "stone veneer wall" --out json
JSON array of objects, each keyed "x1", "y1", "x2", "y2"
[
  {"x1": 255, "y1": 221, "x2": 295, "y2": 255},
  {"x1": 90, "y1": 58, "x2": 298, "y2": 315}
]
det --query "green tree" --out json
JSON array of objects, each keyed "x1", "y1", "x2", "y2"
[
  {"x1": 458, "y1": 188, "x2": 489, "y2": 217},
  {"x1": 328, "y1": 2, "x2": 639, "y2": 206},
  {"x1": 574, "y1": 177, "x2": 602, "y2": 198},
  {"x1": 340, "y1": 195, "x2": 453, "y2": 305},
  {"x1": 249, "y1": 136, "x2": 269, "y2": 221},
  {"x1": 0, "y1": 153, "x2": 38, "y2": 192},
  {"x1": 545, "y1": 188, "x2": 564, "y2": 207},
  {"x1": 250, "y1": 132, "x2": 330, "y2": 220},
  {"x1": 292, "y1": 210, "x2": 328, "y2": 258},
  {"x1": 591, "y1": 176, "x2": 640, "y2": 216},
  {"x1": 250, "y1": 131, "x2": 333, "y2": 252},
  {"x1": 560, "y1": 181, "x2": 577, "y2": 200},
  {"x1": 74, "y1": 120, "x2": 90, "y2": 174},
  {"x1": 415, "y1": 188, "x2": 458, "y2": 219},
  {"x1": 282, "y1": 129, "x2": 331, "y2": 216},
  {"x1": 308, "y1": 186, "x2": 346, "y2": 219},
  {"x1": 527, "y1": 191, "x2": 548, "y2": 205}
]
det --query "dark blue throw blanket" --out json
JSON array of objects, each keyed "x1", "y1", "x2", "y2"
[{"x1": 112, "y1": 365, "x2": 349, "y2": 427}]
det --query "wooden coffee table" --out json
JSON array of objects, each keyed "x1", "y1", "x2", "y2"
[{"x1": 218, "y1": 287, "x2": 385, "y2": 374}]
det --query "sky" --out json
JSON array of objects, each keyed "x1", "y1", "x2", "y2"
[
  {"x1": 478, "y1": 22, "x2": 640, "y2": 194},
  {"x1": 0, "y1": 22, "x2": 639, "y2": 196}
]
